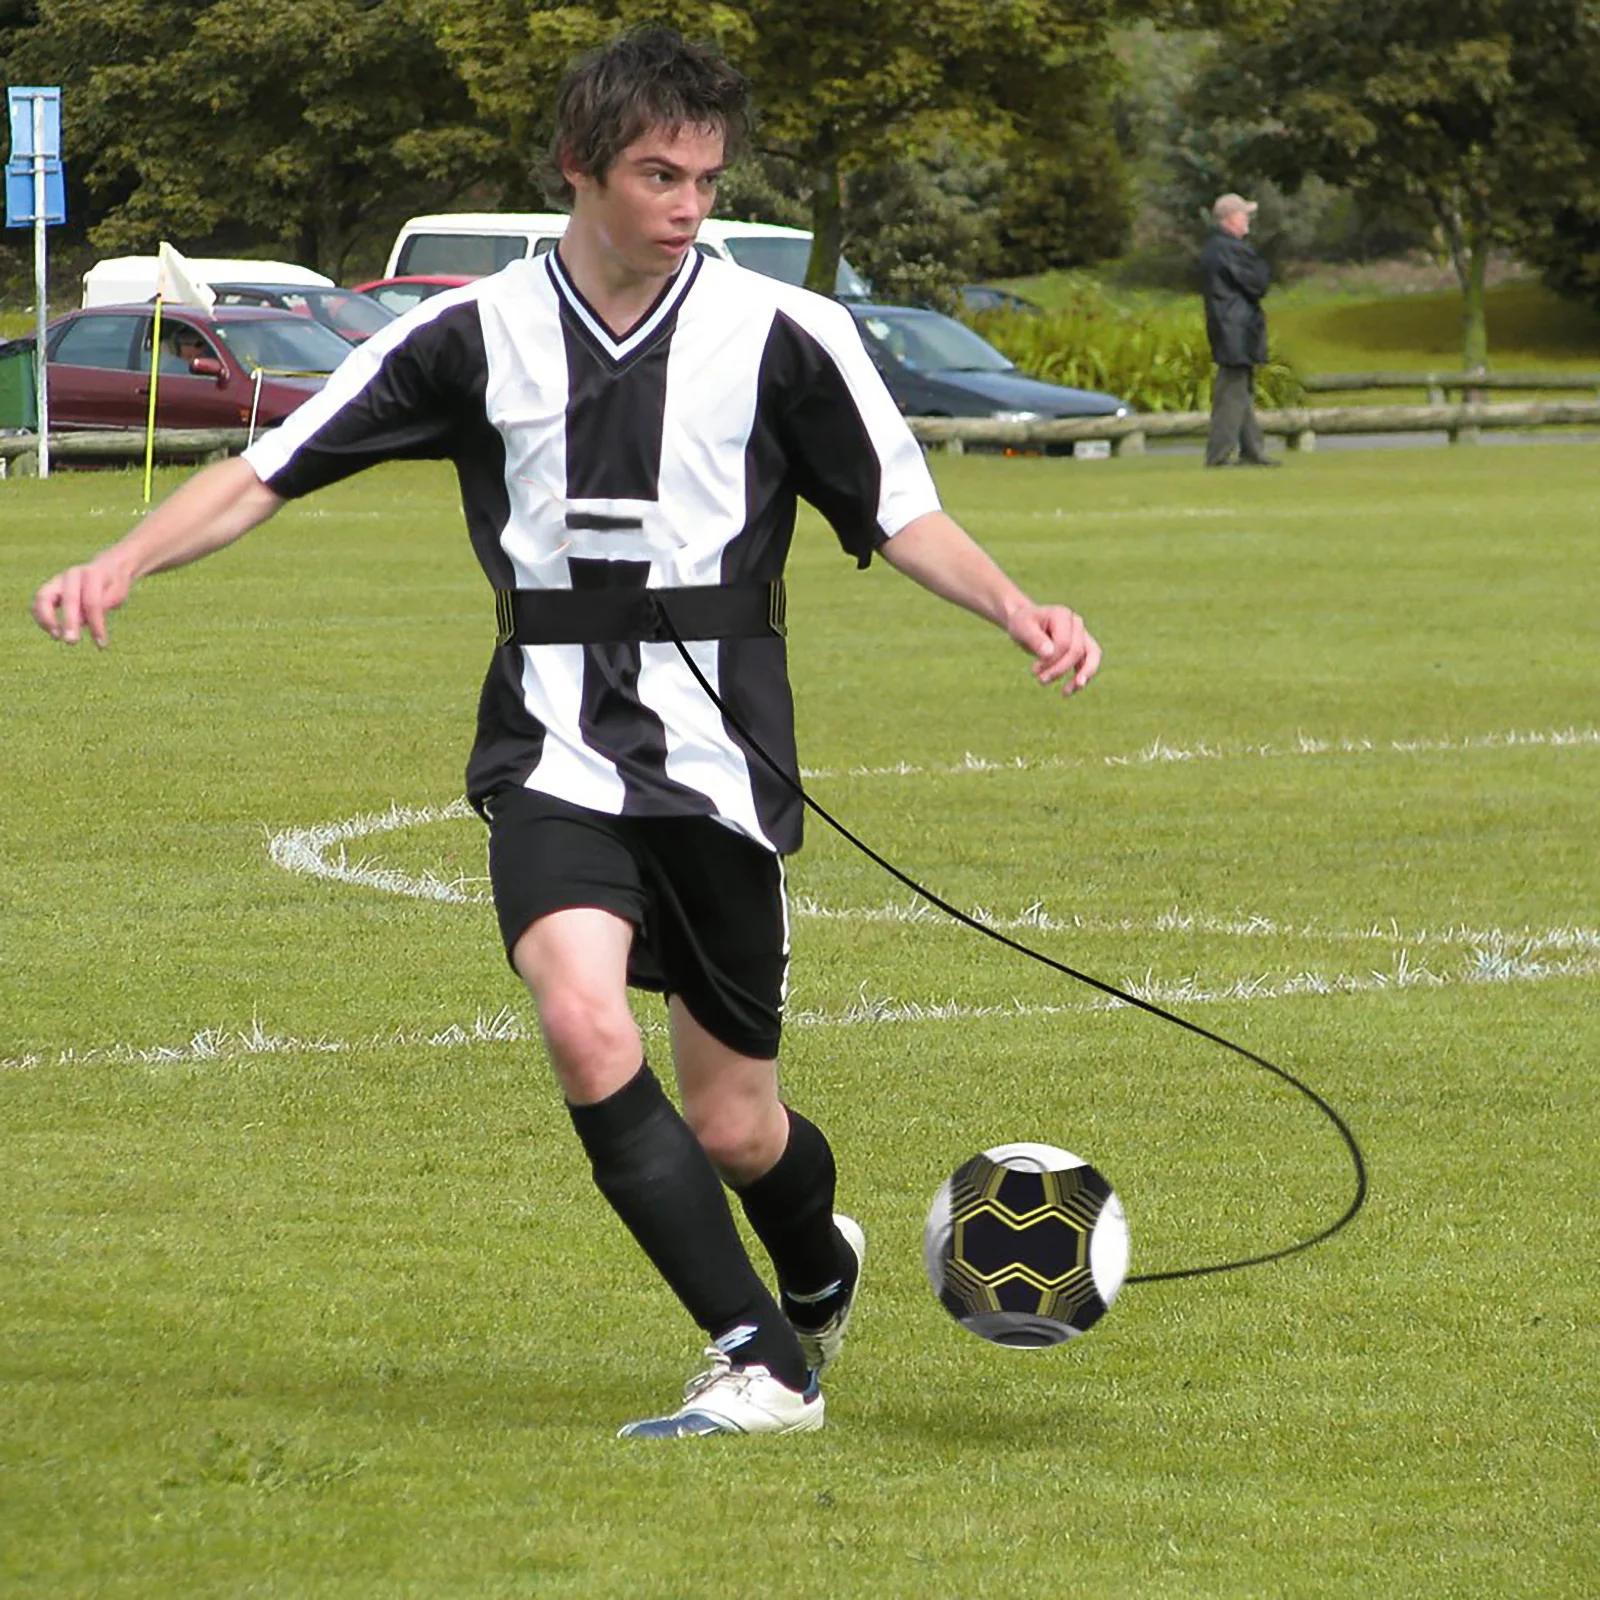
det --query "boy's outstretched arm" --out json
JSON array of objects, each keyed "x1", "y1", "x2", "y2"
[
  {"x1": 881, "y1": 510, "x2": 1102, "y2": 696},
  {"x1": 32, "y1": 457, "x2": 283, "y2": 648}
]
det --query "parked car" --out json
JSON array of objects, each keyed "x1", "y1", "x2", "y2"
[
  {"x1": 44, "y1": 303, "x2": 351, "y2": 432},
  {"x1": 846, "y1": 304, "x2": 1128, "y2": 434},
  {"x1": 350, "y1": 273, "x2": 475, "y2": 316},
  {"x1": 959, "y1": 284, "x2": 1042, "y2": 315},
  {"x1": 209, "y1": 283, "x2": 396, "y2": 345}
]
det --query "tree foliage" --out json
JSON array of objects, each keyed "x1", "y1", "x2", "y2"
[
  {"x1": 989, "y1": 122, "x2": 1130, "y2": 276},
  {"x1": 839, "y1": 134, "x2": 1005, "y2": 308},
  {"x1": 1194, "y1": 0, "x2": 1598, "y2": 368},
  {"x1": 1114, "y1": 23, "x2": 1423, "y2": 286},
  {"x1": 1503, "y1": 1, "x2": 1600, "y2": 310},
  {"x1": 1, "y1": 0, "x2": 498, "y2": 278},
  {"x1": 423, "y1": 0, "x2": 1133, "y2": 291}
]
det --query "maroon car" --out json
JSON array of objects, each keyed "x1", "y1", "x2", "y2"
[{"x1": 44, "y1": 303, "x2": 353, "y2": 432}]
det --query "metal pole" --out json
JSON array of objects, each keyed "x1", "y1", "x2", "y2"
[
  {"x1": 31, "y1": 95, "x2": 50, "y2": 478},
  {"x1": 28, "y1": 94, "x2": 52, "y2": 476}
]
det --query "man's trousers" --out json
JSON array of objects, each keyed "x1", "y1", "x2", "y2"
[{"x1": 1206, "y1": 364, "x2": 1269, "y2": 466}]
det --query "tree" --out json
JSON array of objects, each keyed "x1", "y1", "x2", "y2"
[
  {"x1": 732, "y1": 0, "x2": 1133, "y2": 292},
  {"x1": 0, "y1": 0, "x2": 120, "y2": 299},
  {"x1": 1113, "y1": 22, "x2": 1423, "y2": 286},
  {"x1": 2, "y1": 0, "x2": 499, "y2": 279},
  {"x1": 425, "y1": 0, "x2": 1132, "y2": 292},
  {"x1": 1193, "y1": 0, "x2": 1598, "y2": 370},
  {"x1": 988, "y1": 121, "x2": 1130, "y2": 276},
  {"x1": 841, "y1": 134, "x2": 1006, "y2": 307},
  {"x1": 1504, "y1": 1, "x2": 1600, "y2": 311}
]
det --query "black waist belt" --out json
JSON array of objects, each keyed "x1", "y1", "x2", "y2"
[{"x1": 495, "y1": 579, "x2": 786, "y2": 646}]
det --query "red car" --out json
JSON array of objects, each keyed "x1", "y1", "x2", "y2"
[
  {"x1": 44, "y1": 303, "x2": 352, "y2": 432},
  {"x1": 351, "y1": 274, "x2": 474, "y2": 316}
]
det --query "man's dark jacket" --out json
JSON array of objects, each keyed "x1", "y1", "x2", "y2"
[{"x1": 1199, "y1": 228, "x2": 1270, "y2": 367}]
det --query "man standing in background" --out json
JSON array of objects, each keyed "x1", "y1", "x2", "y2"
[{"x1": 1200, "y1": 193, "x2": 1278, "y2": 467}]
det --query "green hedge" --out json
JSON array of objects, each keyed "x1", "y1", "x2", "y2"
[{"x1": 968, "y1": 284, "x2": 1303, "y2": 413}]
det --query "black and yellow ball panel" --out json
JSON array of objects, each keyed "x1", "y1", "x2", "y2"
[{"x1": 938, "y1": 1153, "x2": 1115, "y2": 1334}]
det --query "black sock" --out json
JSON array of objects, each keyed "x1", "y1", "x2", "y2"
[
  {"x1": 567, "y1": 1065, "x2": 807, "y2": 1391},
  {"x1": 734, "y1": 1107, "x2": 858, "y2": 1329}
]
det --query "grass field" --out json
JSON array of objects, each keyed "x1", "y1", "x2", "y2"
[
  {"x1": 1008, "y1": 268, "x2": 1600, "y2": 399},
  {"x1": 1269, "y1": 280, "x2": 1600, "y2": 377},
  {"x1": 3, "y1": 447, "x2": 1596, "y2": 1597}
]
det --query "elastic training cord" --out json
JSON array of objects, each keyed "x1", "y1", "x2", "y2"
[{"x1": 662, "y1": 621, "x2": 1367, "y2": 1283}]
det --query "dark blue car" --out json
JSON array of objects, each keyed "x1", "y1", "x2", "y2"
[{"x1": 847, "y1": 303, "x2": 1127, "y2": 430}]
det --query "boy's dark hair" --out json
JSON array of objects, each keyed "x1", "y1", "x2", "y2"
[{"x1": 544, "y1": 27, "x2": 750, "y2": 207}]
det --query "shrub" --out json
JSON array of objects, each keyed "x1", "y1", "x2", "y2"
[{"x1": 968, "y1": 283, "x2": 1303, "y2": 412}]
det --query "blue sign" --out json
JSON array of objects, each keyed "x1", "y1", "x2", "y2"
[
  {"x1": 7, "y1": 86, "x2": 62, "y2": 160},
  {"x1": 5, "y1": 87, "x2": 65, "y2": 227},
  {"x1": 6, "y1": 158, "x2": 66, "y2": 226}
]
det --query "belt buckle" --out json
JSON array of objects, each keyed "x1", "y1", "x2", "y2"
[
  {"x1": 494, "y1": 589, "x2": 514, "y2": 647},
  {"x1": 767, "y1": 578, "x2": 788, "y2": 639}
]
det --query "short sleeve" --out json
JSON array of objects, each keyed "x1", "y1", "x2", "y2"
[
  {"x1": 243, "y1": 290, "x2": 487, "y2": 499},
  {"x1": 765, "y1": 303, "x2": 941, "y2": 567}
]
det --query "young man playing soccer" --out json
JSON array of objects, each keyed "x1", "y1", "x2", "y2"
[{"x1": 32, "y1": 28, "x2": 1101, "y2": 1438}]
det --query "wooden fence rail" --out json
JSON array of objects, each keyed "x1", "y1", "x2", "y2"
[
  {"x1": 5, "y1": 398, "x2": 1600, "y2": 477},
  {"x1": 910, "y1": 397, "x2": 1600, "y2": 455},
  {"x1": 1303, "y1": 372, "x2": 1600, "y2": 402},
  {"x1": 0, "y1": 428, "x2": 249, "y2": 476}
]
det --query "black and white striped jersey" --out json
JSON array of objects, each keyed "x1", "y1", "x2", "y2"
[{"x1": 243, "y1": 250, "x2": 941, "y2": 853}]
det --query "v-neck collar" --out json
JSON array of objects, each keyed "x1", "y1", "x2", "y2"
[{"x1": 547, "y1": 247, "x2": 702, "y2": 365}]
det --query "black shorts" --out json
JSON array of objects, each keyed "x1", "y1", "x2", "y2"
[{"x1": 485, "y1": 788, "x2": 789, "y2": 1060}]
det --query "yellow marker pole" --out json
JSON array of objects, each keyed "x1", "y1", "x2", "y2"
[{"x1": 142, "y1": 295, "x2": 164, "y2": 504}]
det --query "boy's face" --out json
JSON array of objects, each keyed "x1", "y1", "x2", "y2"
[{"x1": 567, "y1": 122, "x2": 725, "y2": 279}]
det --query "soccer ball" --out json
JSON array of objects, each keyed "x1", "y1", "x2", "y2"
[{"x1": 924, "y1": 1142, "x2": 1129, "y2": 1347}]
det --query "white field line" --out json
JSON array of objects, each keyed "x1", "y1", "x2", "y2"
[
  {"x1": 802, "y1": 724, "x2": 1600, "y2": 780},
  {"x1": 18, "y1": 725, "x2": 1585, "y2": 1072},
  {"x1": 6, "y1": 948, "x2": 1599, "y2": 1073},
  {"x1": 262, "y1": 723, "x2": 1600, "y2": 903},
  {"x1": 262, "y1": 805, "x2": 1600, "y2": 965},
  {"x1": 791, "y1": 897, "x2": 1600, "y2": 959},
  {"x1": 267, "y1": 798, "x2": 479, "y2": 901}
]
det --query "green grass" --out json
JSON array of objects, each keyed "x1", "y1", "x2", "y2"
[
  {"x1": 3, "y1": 449, "x2": 1597, "y2": 1596},
  {"x1": 1271, "y1": 280, "x2": 1600, "y2": 385},
  {"x1": 1006, "y1": 268, "x2": 1600, "y2": 397}
]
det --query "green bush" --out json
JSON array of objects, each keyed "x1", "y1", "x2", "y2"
[{"x1": 968, "y1": 282, "x2": 1303, "y2": 412}]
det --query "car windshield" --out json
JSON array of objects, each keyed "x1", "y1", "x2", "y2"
[
  {"x1": 213, "y1": 316, "x2": 353, "y2": 374},
  {"x1": 856, "y1": 311, "x2": 1015, "y2": 373},
  {"x1": 722, "y1": 237, "x2": 872, "y2": 299},
  {"x1": 297, "y1": 290, "x2": 394, "y2": 340},
  {"x1": 368, "y1": 284, "x2": 438, "y2": 314},
  {"x1": 220, "y1": 288, "x2": 394, "y2": 341}
]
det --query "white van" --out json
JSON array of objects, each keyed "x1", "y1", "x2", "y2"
[
  {"x1": 384, "y1": 213, "x2": 872, "y2": 298},
  {"x1": 82, "y1": 255, "x2": 334, "y2": 308}
]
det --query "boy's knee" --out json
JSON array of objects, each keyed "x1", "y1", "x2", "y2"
[
  {"x1": 684, "y1": 1096, "x2": 787, "y2": 1183},
  {"x1": 536, "y1": 987, "x2": 641, "y2": 1098}
]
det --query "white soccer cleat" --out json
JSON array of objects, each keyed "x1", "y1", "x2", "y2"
[
  {"x1": 616, "y1": 1348, "x2": 824, "y2": 1439},
  {"x1": 790, "y1": 1213, "x2": 866, "y2": 1379}
]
